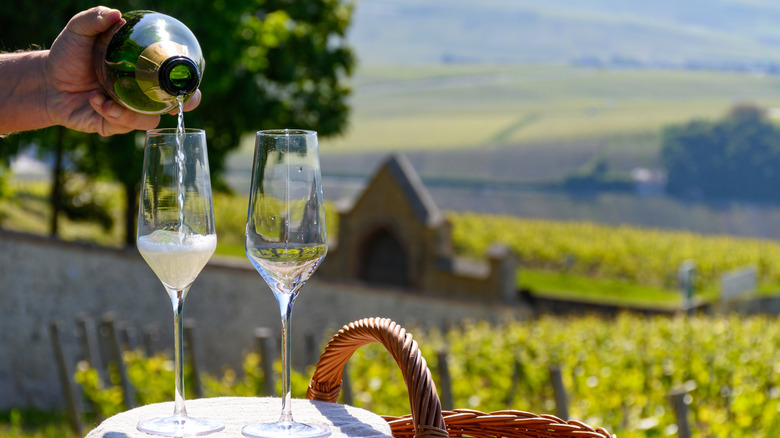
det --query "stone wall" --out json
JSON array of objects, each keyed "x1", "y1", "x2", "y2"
[{"x1": 0, "y1": 230, "x2": 524, "y2": 410}]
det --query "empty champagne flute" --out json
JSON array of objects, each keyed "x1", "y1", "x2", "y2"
[
  {"x1": 243, "y1": 130, "x2": 329, "y2": 438},
  {"x1": 136, "y1": 128, "x2": 224, "y2": 436}
]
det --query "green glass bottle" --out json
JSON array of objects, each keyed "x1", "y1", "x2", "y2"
[{"x1": 93, "y1": 11, "x2": 204, "y2": 115}]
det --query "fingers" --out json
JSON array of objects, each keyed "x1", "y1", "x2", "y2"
[
  {"x1": 66, "y1": 6, "x2": 122, "y2": 38},
  {"x1": 184, "y1": 90, "x2": 202, "y2": 112},
  {"x1": 89, "y1": 91, "x2": 160, "y2": 136}
]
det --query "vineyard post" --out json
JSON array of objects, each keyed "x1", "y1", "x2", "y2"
[
  {"x1": 668, "y1": 389, "x2": 692, "y2": 438},
  {"x1": 678, "y1": 260, "x2": 696, "y2": 313},
  {"x1": 143, "y1": 323, "x2": 161, "y2": 356},
  {"x1": 183, "y1": 319, "x2": 203, "y2": 399},
  {"x1": 100, "y1": 313, "x2": 136, "y2": 409},
  {"x1": 549, "y1": 365, "x2": 569, "y2": 420},
  {"x1": 306, "y1": 331, "x2": 318, "y2": 368},
  {"x1": 119, "y1": 321, "x2": 139, "y2": 352},
  {"x1": 437, "y1": 350, "x2": 454, "y2": 411},
  {"x1": 255, "y1": 326, "x2": 276, "y2": 396},
  {"x1": 75, "y1": 314, "x2": 106, "y2": 386},
  {"x1": 75, "y1": 314, "x2": 104, "y2": 420},
  {"x1": 505, "y1": 359, "x2": 522, "y2": 407},
  {"x1": 49, "y1": 319, "x2": 84, "y2": 435},
  {"x1": 340, "y1": 362, "x2": 354, "y2": 405}
]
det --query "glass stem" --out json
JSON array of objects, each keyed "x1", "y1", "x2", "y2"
[
  {"x1": 171, "y1": 290, "x2": 188, "y2": 418},
  {"x1": 278, "y1": 293, "x2": 295, "y2": 425}
]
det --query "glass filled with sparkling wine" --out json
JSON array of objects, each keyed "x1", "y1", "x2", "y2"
[
  {"x1": 243, "y1": 130, "x2": 329, "y2": 438},
  {"x1": 136, "y1": 128, "x2": 223, "y2": 436}
]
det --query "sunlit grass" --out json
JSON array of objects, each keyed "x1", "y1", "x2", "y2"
[
  {"x1": 521, "y1": 268, "x2": 681, "y2": 308},
  {"x1": 0, "y1": 180, "x2": 124, "y2": 247},
  {"x1": 0, "y1": 180, "x2": 338, "y2": 262},
  {"x1": 0, "y1": 409, "x2": 78, "y2": 438}
]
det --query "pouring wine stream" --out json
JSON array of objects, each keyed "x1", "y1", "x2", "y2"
[{"x1": 176, "y1": 95, "x2": 186, "y2": 244}]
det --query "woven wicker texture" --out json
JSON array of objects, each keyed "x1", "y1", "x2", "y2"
[{"x1": 307, "y1": 317, "x2": 615, "y2": 438}]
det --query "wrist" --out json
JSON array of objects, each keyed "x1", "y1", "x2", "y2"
[{"x1": 0, "y1": 50, "x2": 52, "y2": 134}]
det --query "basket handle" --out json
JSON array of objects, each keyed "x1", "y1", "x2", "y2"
[{"x1": 306, "y1": 317, "x2": 448, "y2": 438}]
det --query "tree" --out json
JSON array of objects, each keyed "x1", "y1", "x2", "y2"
[
  {"x1": 0, "y1": 0, "x2": 355, "y2": 245},
  {"x1": 661, "y1": 104, "x2": 780, "y2": 202}
]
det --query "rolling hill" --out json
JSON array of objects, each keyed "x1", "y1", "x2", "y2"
[{"x1": 348, "y1": 0, "x2": 780, "y2": 69}]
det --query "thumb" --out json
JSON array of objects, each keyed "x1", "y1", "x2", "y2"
[{"x1": 65, "y1": 6, "x2": 122, "y2": 37}]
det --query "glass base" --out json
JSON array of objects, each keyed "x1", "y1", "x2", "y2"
[
  {"x1": 137, "y1": 415, "x2": 225, "y2": 437},
  {"x1": 242, "y1": 421, "x2": 331, "y2": 438}
]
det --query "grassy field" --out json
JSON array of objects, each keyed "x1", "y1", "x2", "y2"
[{"x1": 318, "y1": 65, "x2": 780, "y2": 154}]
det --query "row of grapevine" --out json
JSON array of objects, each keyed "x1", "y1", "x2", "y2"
[
  {"x1": 70, "y1": 313, "x2": 780, "y2": 438},
  {"x1": 448, "y1": 213, "x2": 780, "y2": 290}
]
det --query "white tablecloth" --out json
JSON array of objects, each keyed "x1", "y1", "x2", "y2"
[{"x1": 86, "y1": 397, "x2": 394, "y2": 438}]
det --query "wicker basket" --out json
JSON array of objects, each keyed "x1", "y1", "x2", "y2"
[{"x1": 306, "y1": 317, "x2": 615, "y2": 438}]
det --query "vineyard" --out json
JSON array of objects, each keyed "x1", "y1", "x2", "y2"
[
  {"x1": 448, "y1": 213, "x2": 780, "y2": 297},
  {"x1": 10, "y1": 313, "x2": 777, "y2": 438}
]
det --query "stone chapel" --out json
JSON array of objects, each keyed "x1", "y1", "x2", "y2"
[{"x1": 318, "y1": 153, "x2": 518, "y2": 302}]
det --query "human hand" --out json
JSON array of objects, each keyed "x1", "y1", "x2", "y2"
[{"x1": 45, "y1": 6, "x2": 201, "y2": 136}]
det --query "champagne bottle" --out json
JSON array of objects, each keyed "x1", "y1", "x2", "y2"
[{"x1": 93, "y1": 10, "x2": 204, "y2": 115}]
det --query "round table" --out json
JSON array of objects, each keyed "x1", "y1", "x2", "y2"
[{"x1": 86, "y1": 397, "x2": 394, "y2": 438}]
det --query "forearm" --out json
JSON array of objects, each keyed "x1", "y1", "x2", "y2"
[{"x1": 0, "y1": 51, "x2": 52, "y2": 134}]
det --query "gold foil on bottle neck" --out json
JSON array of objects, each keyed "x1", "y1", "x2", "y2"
[{"x1": 136, "y1": 41, "x2": 190, "y2": 103}]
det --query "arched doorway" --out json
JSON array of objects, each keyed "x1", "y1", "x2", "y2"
[{"x1": 358, "y1": 229, "x2": 410, "y2": 288}]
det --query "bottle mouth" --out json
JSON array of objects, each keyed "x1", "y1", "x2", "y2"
[{"x1": 158, "y1": 56, "x2": 200, "y2": 96}]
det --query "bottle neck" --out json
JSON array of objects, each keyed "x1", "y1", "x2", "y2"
[{"x1": 158, "y1": 56, "x2": 200, "y2": 97}]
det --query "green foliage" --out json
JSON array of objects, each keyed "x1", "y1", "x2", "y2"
[
  {"x1": 0, "y1": 409, "x2": 78, "y2": 438},
  {"x1": 57, "y1": 176, "x2": 115, "y2": 231},
  {"x1": 0, "y1": 0, "x2": 355, "y2": 244},
  {"x1": 73, "y1": 349, "x2": 311, "y2": 419},
  {"x1": 662, "y1": 104, "x2": 780, "y2": 201},
  {"x1": 124, "y1": 351, "x2": 185, "y2": 405},
  {"x1": 73, "y1": 350, "x2": 201, "y2": 419},
  {"x1": 0, "y1": 166, "x2": 11, "y2": 201},
  {"x1": 200, "y1": 351, "x2": 311, "y2": 399},
  {"x1": 73, "y1": 361, "x2": 125, "y2": 419},
  {"x1": 344, "y1": 343, "x2": 411, "y2": 416},
  {"x1": 171, "y1": 0, "x2": 355, "y2": 184},
  {"x1": 201, "y1": 352, "x2": 266, "y2": 397}
]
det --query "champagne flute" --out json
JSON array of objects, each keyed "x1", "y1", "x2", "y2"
[
  {"x1": 136, "y1": 128, "x2": 224, "y2": 436},
  {"x1": 243, "y1": 130, "x2": 329, "y2": 438}
]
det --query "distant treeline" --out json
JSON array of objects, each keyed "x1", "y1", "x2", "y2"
[
  {"x1": 661, "y1": 104, "x2": 780, "y2": 203},
  {"x1": 571, "y1": 56, "x2": 780, "y2": 74},
  {"x1": 560, "y1": 103, "x2": 780, "y2": 204}
]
